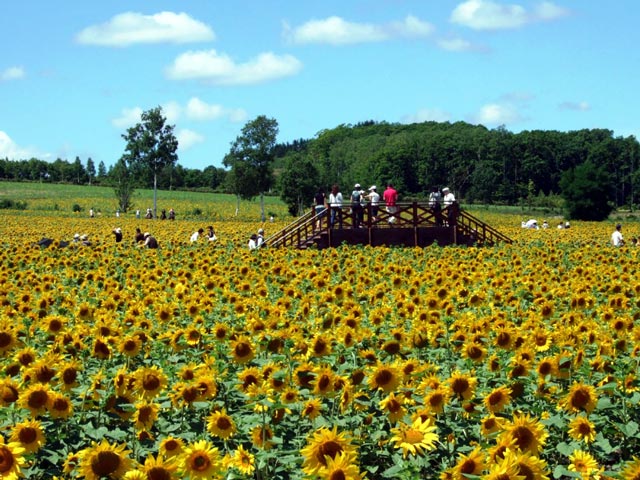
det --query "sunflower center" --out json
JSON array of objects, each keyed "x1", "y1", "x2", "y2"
[
  {"x1": 0, "y1": 332, "x2": 13, "y2": 348},
  {"x1": 452, "y1": 378, "x2": 469, "y2": 394},
  {"x1": 28, "y1": 390, "x2": 48, "y2": 408},
  {"x1": 148, "y1": 466, "x2": 172, "y2": 480},
  {"x1": 518, "y1": 464, "x2": 535, "y2": 480},
  {"x1": 329, "y1": 470, "x2": 347, "y2": 480},
  {"x1": 511, "y1": 426, "x2": 534, "y2": 451},
  {"x1": 404, "y1": 428, "x2": 424, "y2": 444},
  {"x1": 571, "y1": 389, "x2": 590, "y2": 409},
  {"x1": 1, "y1": 385, "x2": 18, "y2": 404},
  {"x1": 19, "y1": 427, "x2": 37, "y2": 444},
  {"x1": 91, "y1": 451, "x2": 121, "y2": 476},
  {"x1": 235, "y1": 343, "x2": 251, "y2": 358},
  {"x1": 0, "y1": 445, "x2": 15, "y2": 472},
  {"x1": 317, "y1": 375, "x2": 331, "y2": 391},
  {"x1": 316, "y1": 441, "x2": 342, "y2": 466},
  {"x1": 216, "y1": 417, "x2": 231, "y2": 430},
  {"x1": 192, "y1": 453, "x2": 211, "y2": 471},
  {"x1": 375, "y1": 370, "x2": 392, "y2": 386},
  {"x1": 143, "y1": 375, "x2": 160, "y2": 391}
]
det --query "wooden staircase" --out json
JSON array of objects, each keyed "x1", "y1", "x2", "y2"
[{"x1": 265, "y1": 202, "x2": 512, "y2": 249}]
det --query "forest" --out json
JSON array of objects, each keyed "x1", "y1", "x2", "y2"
[{"x1": 1, "y1": 120, "x2": 638, "y2": 212}]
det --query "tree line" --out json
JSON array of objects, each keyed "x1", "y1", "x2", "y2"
[{"x1": 2, "y1": 108, "x2": 638, "y2": 221}]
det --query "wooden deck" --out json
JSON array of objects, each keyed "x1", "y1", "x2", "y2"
[{"x1": 266, "y1": 202, "x2": 512, "y2": 249}]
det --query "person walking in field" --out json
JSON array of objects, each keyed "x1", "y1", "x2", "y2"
[{"x1": 611, "y1": 223, "x2": 624, "y2": 247}]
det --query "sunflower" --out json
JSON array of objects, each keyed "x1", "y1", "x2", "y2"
[
  {"x1": 451, "y1": 446, "x2": 485, "y2": 479},
  {"x1": 132, "y1": 366, "x2": 168, "y2": 399},
  {"x1": 18, "y1": 383, "x2": 52, "y2": 417},
  {"x1": 118, "y1": 336, "x2": 142, "y2": 357},
  {"x1": 379, "y1": 392, "x2": 406, "y2": 423},
  {"x1": 568, "y1": 415, "x2": 597, "y2": 443},
  {"x1": 311, "y1": 333, "x2": 332, "y2": 357},
  {"x1": 159, "y1": 436, "x2": 184, "y2": 459},
  {"x1": 561, "y1": 382, "x2": 598, "y2": 414},
  {"x1": 484, "y1": 385, "x2": 512, "y2": 414},
  {"x1": 302, "y1": 398, "x2": 323, "y2": 420},
  {"x1": 319, "y1": 451, "x2": 364, "y2": 480},
  {"x1": 139, "y1": 454, "x2": 178, "y2": 480},
  {"x1": 568, "y1": 449, "x2": 602, "y2": 478},
  {"x1": 237, "y1": 367, "x2": 261, "y2": 393},
  {"x1": 301, "y1": 426, "x2": 357, "y2": 476},
  {"x1": 59, "y1": 360, "x2": 82, "y2": 390},
  {"x1": 480, "y1": 415, "x2": 505, "y2": 437},
  {"x1": 178, "y1": 439, "x2": 222, "y2": 480},
  {"x1": 0, "y1": 436, "x2": 25, "y2": 480},
  {"x1": 132, "y1": 401, "x2": 160, "y2": 432},
  {"x1": 368, "y1": 363, "x2": 401, "y2": 393},
  {"x1": 77, "y1": 439, "x2": 133, "y2": 480},
  {"x1": 389, "y1": 416, "x2": 438, "y2": 459},
  {"x1": 312, "y1": 365, "x2": 336, "y2": 396},
  {"x1": 483, "y1": 450, "x2": 524, "y2": 480},
  {"x1": 512, "y1": 450, "x2": 550, "y2": 480},
  {"x1": 207, "y1": 409, "x2": 236, "y2": 439},
  {"x1": 251, "y1": 425, "x2": 274, "y2": 450},
  {"x1": 13, "y1": 346, "x2": 36, "y2": 367},
  {"x1": 0, "y1": 378, "x2": 20, "y2": 407},
  {"x1": 620, "y1": 457, "x2": 640, "y2": 480},
  {"x1": 229, "y1": 445, "x2": 255, "y2": 476},
  {"x1": 10, "y1": 419, "x2": 45, "y2": 454},
  {"x1": 230, "y1": 336, "x2": 255, "y2": 364},
  {"x1": 448, "y1": 370, "x2": 477, "y2": 401},
  {"x1": 500, "y1": 412, "x2": 548, "y2": 455}
]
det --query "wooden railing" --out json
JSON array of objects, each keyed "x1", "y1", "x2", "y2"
[{"x1": 266, "y1": 202, "x2": 512, "y2": 249}]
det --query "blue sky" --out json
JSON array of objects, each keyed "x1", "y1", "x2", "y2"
[{"x1": 1, "y1": 1, "x2": 638, "y2": 170}]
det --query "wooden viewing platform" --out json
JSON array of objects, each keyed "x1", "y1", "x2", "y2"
[{"x1": 266, "y1": 202, "x2": 512, "y2": 249}]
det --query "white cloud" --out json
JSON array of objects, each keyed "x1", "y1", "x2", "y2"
[
  {"x1": 177, "y1": 129, "x2": 205, "y2": 150},
  {"x1": 111, "y1": 107, "x2": 143, "y2": 129},
  {"x1": 1, "y1": 66, "x2": 25, "y2": 81},
  {"x1": 0, "y1": 131, "x2": 47, "y2": 160},
  {"x1": 558, "y1": 100, "x2": 590, "y2": 111},
  {"x1": 472, "y1": 103, "x2": 523, "y2": 125},
  {"x1": 437, "y1": 37, "x2": 476, "y2": 52},
  {"x1": 76, "y1": 11, "x2": 215, "y2": 47},
  {"x1": 451, "y1": 0, "x2": 567, "y2": 30},
  {"x1": 185, "y1": 97, "x2": 247, "y2": 123},
  {"x1": 285, "y1": 15, "x2": 433, "y2": 46},
  {"x1": 162, "y1": 101, "x2": 182, "y2": 123},
  {"x1": 402, "y1": 108, "x2": 452, "y2": 124},
  {"x1": 166, "y1": 49, "x2": 302, "y2": 85}
]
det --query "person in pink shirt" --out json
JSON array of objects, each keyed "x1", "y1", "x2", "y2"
[{"x1": 383, "y1": 183, "x2": 398, "y2": 224}]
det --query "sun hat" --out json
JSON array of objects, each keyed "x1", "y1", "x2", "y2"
[
  {"x1": 354, "y1": 183, "x2": 361, "y2": 188},
  {"x1": 442, "y1": 187, "x2": 450, "y2": 192},
  {"x1": 368, "y1": 185, "x2": 376, "y2": 191}
]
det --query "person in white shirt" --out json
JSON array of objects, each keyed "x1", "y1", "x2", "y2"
[
  {"x1": 611, "y1": 224, "x2": 624, "y2": 247},
  {"x1": 190, "y1": 228, "x2": 204, "y2": 243},
  {"x1": 256, "y1": 228, "x2": 265, "y2": 248},
  {"x1": 248, "y1": 234, "x2": 258, "y2": 250},
  {"x1": 442, "y1": 187, "x2": 456, "y2": 206},
  {"x1": 367, "y1": 186, "x2": 380, "y2": 222},
  {"x1": 329, "y1": 184, "x2": 343, "y2": 228}
]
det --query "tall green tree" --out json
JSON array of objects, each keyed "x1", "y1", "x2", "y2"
[
  {"x1": 223, "y1": 115, "x2": 278, "y2": 221},
  {"x1": 86, "y1": 158, "x2": 96, "y2": 185},
  {"x1": 97, "y1": 161, "x2": 107, "y2": 179},
  {"x1": 112, "y1": 158, "x2": 135, "y2": 213},
  {"x1": 279, "y1": 153, "x2": 320, "y2": 216},
  {"x1": 121, "y1": 106, "x2": 178, "y2": 218},
  {"x1": 559, "y1": 159, "x2": 614, "y2": 220}
]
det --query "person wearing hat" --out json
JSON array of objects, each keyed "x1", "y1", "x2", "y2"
[
  {"x1": 190, "y1": 228, "x2": 204, "y2": 243},
  {"x1": 113, "y1": 227, "x2": 123, "y2": 243},
  {"x1": 367, "y1": 185, "x2": 380, "y2": 222},
  {"x1": 256, "y1": 228, "x2": 265, "y2": 248},
  {"x1": 350, "y1": 183, "x2": 364, "y2": 228},
  {"x1": 442, "y1": 187, "x2": 456, "y2": 206},
  {"x1": 141, "y1": 232, "x2": 159, "y2": 249},
  {"x1": 611, "y1": 223, "x2": 624, "y2": 247}
]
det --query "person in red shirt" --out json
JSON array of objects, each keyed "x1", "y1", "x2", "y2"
[{"x1": 383, "y1": 183, "x2": 398, "y2": 224}]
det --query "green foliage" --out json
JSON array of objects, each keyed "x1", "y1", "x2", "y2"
[
  {"x1": 0, "y1": 198, "x2": 27, "y2": 210},
  {"x1": 278, "y1": 153, "x2": 320, "y2": 216},
  {"x1": 72, "y1": 203, "x2": 82, "y2": 212},
  {"x1": 559, "y1": 160, "x2": 614, "y2": 221},
  {"x1": 112, "y1": 159, "x2": 135, "y2": 213}
]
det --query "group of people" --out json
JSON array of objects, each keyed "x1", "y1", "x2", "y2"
[
  {"x1": 248, "y1": 228, "x2": 265, "y2": 250},
  {"x1": 314, "y1": 183, "x2": 456, "y2": 229},
  {"x1": 190, "y1": 226, "x2": 217, "y2": 243}
]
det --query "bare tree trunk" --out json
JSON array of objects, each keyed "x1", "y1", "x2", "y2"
[{"x1": 260, "y1": 192, "x2": 266, "y2": 222}]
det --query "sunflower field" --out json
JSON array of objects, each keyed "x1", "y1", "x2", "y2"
[{"x1": 1, "y1": 195, "x2": 640, "y2": 480}]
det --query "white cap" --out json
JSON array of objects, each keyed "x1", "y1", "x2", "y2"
[{"x1": 368, "y1": 185, "x2": 376, "y2": 191}]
